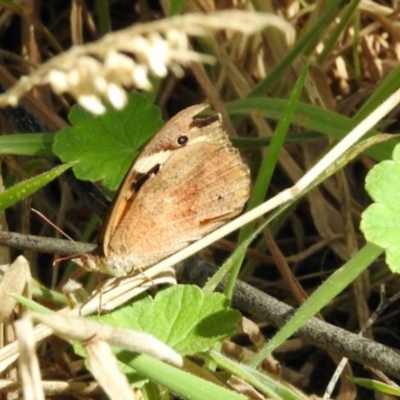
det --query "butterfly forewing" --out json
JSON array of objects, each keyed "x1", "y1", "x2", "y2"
[
  {"x1": 78, "y1": 104, "x2": 251, "y2": 276},
  {"x1": 104, "y1": 142, "x2": 249, "y2": 274},
  {"x1": 99, "y1": 103, "x2": 226, "y2": 255}
]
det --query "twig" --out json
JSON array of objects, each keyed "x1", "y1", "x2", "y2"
[
  {"x1": 176, "y1": 258, "x2": 400, "y2": 380},
  {"x1": 0, "y1": 231, "x2": 94, "y2": 256}
]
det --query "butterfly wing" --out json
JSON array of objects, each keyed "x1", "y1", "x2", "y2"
[
  {"x1": 107, "y1": 141, "x2": 250, "y2": 270},
  {"x1": 99, "y1": 104, "x2": 223, "y2": 256}
]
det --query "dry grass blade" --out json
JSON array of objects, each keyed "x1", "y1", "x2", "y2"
[
  {"x1": 15, "y1": 316, "x2": 44, "y2": 400},
  {"x1": 30, "y1": 312, "x2": 183, "y2": 367},
  {"x1": 21, "y1": 310, "x2": 184, "y2": 399},
  {"x1": 84, "y1": 339, "x2": 134, "y2": 400}
]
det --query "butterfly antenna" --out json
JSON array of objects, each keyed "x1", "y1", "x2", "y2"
[{"x1": 31, "y1": 208, "x2": 78, "y2": 244}]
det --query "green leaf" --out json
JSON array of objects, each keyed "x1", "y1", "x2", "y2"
[
  {"x1": 74, "y1": 285, "x2": 241, "y2": 388},
  {"x1": 100, "y1": 285, "x2": 241, "y2": 355},
  {"x1": 0, "y1": 133, "x2": 54, "y2": 156},
  {"x1": 0, "y1": 162, "x2": 75, "y2": 210},
  {"x1": 52, "y1": 92, "x2": 164, "y2": 191},
  {"x1": 360, "y1": 143, "x2": 400, "y2": 273}
]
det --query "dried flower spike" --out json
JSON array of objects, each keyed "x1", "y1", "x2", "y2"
[{"x1": 0, "y1": 11, "x2": 293, "y2": 114}]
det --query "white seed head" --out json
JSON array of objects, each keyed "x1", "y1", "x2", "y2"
[
  {"x1": 93, "y1": 75, "x2": 108, "y2": 93},
  {"x1": 147, "y1": 34, "x2": 169, "y2": 76},
  {"x1": 77, "y1": 94, "x2": 106, "y2": 115},
  {"x1": 0, "y1": 11, "x2": 280, "y2": 114},
  {"x1": 131, "y1": 64, "x2": 151, "y2": 89},
  {"x1": 67, "y1": 69, "x2": 81, "y2": 87},
  {"x1": 107, "y1": 83, "x2": 127, "y2": 109},
  {"x1": 48, "y1": 70, "x2": 69, "y2": 94}
]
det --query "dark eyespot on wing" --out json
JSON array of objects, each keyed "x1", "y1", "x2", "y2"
[{"x1": 177, "y1": 135, "x2": 188, "y2": 145}]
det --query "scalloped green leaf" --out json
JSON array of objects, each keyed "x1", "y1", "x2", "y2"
[
  {"x1": 0, "y1": 162, "x2": 75, "y2": 210},
  {"x1": 100, "y1": 285, "x2": 241, "y2": 356},
  {"x1": 360, "y1": 143, "x2": 400, "y2": 273},
  {"x1": 52, "y1": 92, "x2": 164, "y2": 191}
]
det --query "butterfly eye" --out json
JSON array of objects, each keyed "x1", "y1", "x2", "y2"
[{"x1": 176, "y1": 135, "x2": 188, "y2": 146}]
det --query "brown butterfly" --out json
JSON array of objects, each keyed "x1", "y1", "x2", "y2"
[{"x1": 77, "y1": 104, "x2": 250, "y2": 276}]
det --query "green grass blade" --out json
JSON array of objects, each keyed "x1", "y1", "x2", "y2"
[
  {"x1": 0, "y1": 162, "x2": 75, "y2": 210},
  {"x1": 124, "y1": 353, "x2": 248, "y2": 400},
  {"x1": 0, "y1": 133, "x2": 54, "y2": 156},
  {"x1": 226, "y1": 98, "x2": 398, "y2": 161},
  {"x1": 208, "y1": 350, "x2": 304, "y2": 400},
  {"x1": 224, "y1": 64, "x2": 309, "y2": 299}
]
